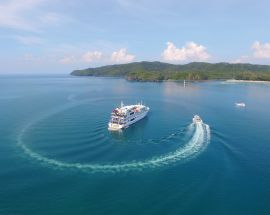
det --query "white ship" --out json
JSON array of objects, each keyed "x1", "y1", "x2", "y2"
[
  {"x1": 108, "y1": 102, "x2": 150, "y2": 131},
  {"x1": 235, "y1": 102, "x2": 246, "y2": 107},
  {"x1": 193, "y1": 115, "x2": 203, "y2": 124}
]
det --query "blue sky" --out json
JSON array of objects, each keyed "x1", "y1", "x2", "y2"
[{"x1": 0, "y1": 0, "x2": 270, "y2": 74}]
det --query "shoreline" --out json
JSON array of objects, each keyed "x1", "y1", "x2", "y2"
[
  {"x1": 71, "y1": 75, "x2": 270, "y2": 83},
  {"x1": 226, "y1": 79, "x2": 270, "y2": 83}
]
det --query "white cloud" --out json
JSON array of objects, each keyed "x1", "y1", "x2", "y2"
[
  {"x1": 232, "y1": 55, "x2": 250, "y2": 63},
  {"x1": 14, "y1": 35, "x2": 45, "y2": 45},
  {"x1": 111, "y1": 48, "x2": 135, "y2": 63},
  {"x1": 23, "y1": 53, "x2": 34, "y2": 61},
  {"x1": 59, "y1": 51, "x2": 103, "y2": 65},
  {"x1": 81, "y1": 51, "x2": 102, "y2": 62},
  {"x1": 252, "y1": 41, "x2": 270, "y2": 59},
  {"x1": 39, "y1": 12, "x2": 75, "y2": 26},
  {"x1": 0, "y1": 0, "x2": 71, "y2": 32},
  {"x1": 0, "y1": 0, "x2": 45, "y2": 31},
  {"x1": 162, "y1": 41, "x2": 210, "y2": 62},
  {"x1": 233, "y1": 41, "x2": 270, "y2": 63},
  {"x1": 39, "y1": 12, "x2": 61, "y2": 24},
  {"x1": 59, "y1": 56, "x2": 76, "y2": 65},
  {"x1": 59, "y1": 48, "x2": 135, "y2": 65}
]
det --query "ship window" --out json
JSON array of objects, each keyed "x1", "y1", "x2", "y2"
[{"x1": 130, "y1": 118, "x2": 135, "y2": 121}]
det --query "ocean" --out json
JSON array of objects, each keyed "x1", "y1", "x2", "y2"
[{"x1": 0, "y1": 75, "x2": 269, "y2": 214}]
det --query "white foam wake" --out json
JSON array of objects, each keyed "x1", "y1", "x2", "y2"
[{"x1": 17, "y1": 122, "x2": 210, "y2": 173}]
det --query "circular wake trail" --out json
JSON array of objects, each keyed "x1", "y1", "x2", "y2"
[{"x1": 18, "y1": 122, "x2": 210, "y2": 173}]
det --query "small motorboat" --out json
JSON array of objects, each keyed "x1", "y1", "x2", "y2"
[
  {"x1": 235, "y1": 102, "x2": 246, "y2": 107},
  {"x1": 193, "y1": 115, "x2": 203, "y2": 124}
]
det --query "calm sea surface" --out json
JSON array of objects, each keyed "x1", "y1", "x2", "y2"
[{"x1": 0, "y1": 75, "x2": 270, "y2": 214}]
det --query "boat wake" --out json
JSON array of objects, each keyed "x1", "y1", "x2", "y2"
[{"x1": 17, "y1": 119, "x2": 211, "y2": 174}]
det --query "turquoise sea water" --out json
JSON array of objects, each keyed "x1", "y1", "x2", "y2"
[{"x1": 0, "y1": 75, "x2": 270, "y2": 214}]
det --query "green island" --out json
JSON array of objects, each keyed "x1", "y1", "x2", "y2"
[{"x1": 71, "y1": 61, "x2": 270, "y2": 82}]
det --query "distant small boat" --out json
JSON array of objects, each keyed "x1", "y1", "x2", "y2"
[
  {"x1": 193, "y1": 115, "x2": 203, "y2": 124},
  {"x1": 235, "y1": 102, "x2": 246, "y2": 107}
]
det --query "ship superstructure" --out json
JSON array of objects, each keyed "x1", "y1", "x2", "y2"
[{"x1": 108, "y1": 102, "x2": 150, "y2": 131}]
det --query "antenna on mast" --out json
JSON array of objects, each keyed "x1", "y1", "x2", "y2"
[{"x1": 120, "y1": 101, "x2": 124, "y2": 108}]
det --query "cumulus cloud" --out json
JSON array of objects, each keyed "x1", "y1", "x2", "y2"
[
  {"x1": 162, "y1": 41, "x2": 210, "y2": 62},
  {"x1": 59, "y1": 56, "x2": 76, "y2": 65},
  {"x1": 81, "y1": 51, "x2": 102, "y2": 62},
  {"x1": 59, "y1": 49, "x2": 135, "y2": 65},
  {"x1": 232, "y1": 55, "x2": 250, "y2": 63},
  {"x1": 233, "y1": 41, "x2": 270, "y2": 63},
  {"x1": 111, "y1": 48, "x2": 135, "y2": 63},
  {"x1": 252, "y1": 41, "x2": 270, "y2": 59},
  {"x1": 59, "y1": 51, "x2": 103, "y2": 65}
]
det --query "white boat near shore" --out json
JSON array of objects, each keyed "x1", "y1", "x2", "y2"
[
  {"x1": 235, "y1": 102, "x2": 246, "y2": 107},
  {"x1": 108, "y1": 102, "x2": 150, "y2": 131}
]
